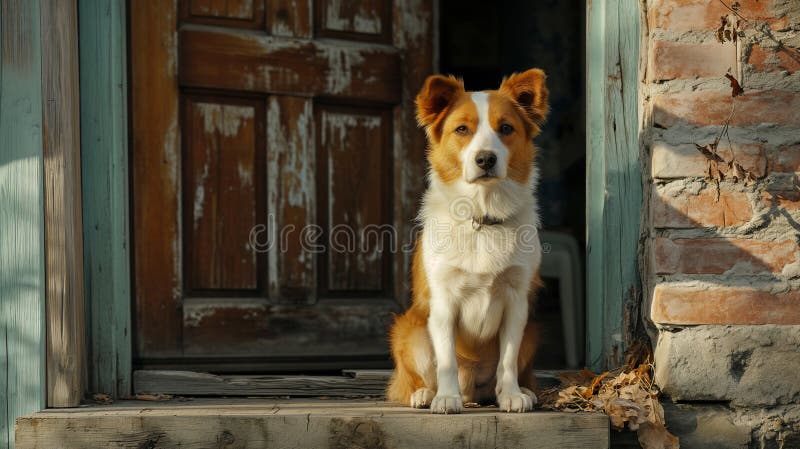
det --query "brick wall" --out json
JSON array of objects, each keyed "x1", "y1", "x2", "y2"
[{"x1": 643, "y1": 0, "x2": 800, "y2": 446}]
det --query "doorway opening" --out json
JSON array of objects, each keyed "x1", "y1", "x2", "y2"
[
  {"x1": 439, "y1": 0, "x2": 587, "y2": 369},
  {"x1": 128, "y1": 0, "x2": 586, "y2": 390}
]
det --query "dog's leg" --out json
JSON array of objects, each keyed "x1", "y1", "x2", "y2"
[
  {"x1": 458, "y1": 362, "x2": 477, "y2": 403},
  {"x1": 410, "y1": 387, "x2": 435, "y2": 408},
  {"x1": 407, "y1": 323, "x2": 436, "y2": 408},
  {"x1": 387, "y1": 312, "x2": 437, "y2": 407},
  {"x1": 517, "y1": 321, "x2": 541, "y2": 403},
  {"x1": 495, "y1": 293, "x2": 534, "y2": 412},
  {"x1": 428, "y1": 294, "x2": 463, "y2": 414}
]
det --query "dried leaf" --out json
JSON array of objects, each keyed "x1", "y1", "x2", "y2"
[
  {"x1": 725, "y1": 73, "x2": 744, "y2": 97},
  {"x1": 649, "y1": 395, "x2": 666, "y2": 425},
  {"x1": 537, "y1": 387, "x2": 562, "y2": 409},
  {"x1": 638, "y1": 421, "x2": 680, "y2": 449},
  {"x1": 559, "y1": 367, "x2": 597, "y2": 387},
  {"x1": 549, "y1": 363, "x2": 679, "y2": 446},
  {"x1": 707, "y1": 161, "x2": 724, "y2": 183},
  {"x1": 729, "y1": 161, "x2": 744, "y2": 182},
  {"x1": 606, "y1": 398, "x2": 644, "y2": 431},
  {"x1": 619, "y1": 384, "x2": 647, "y2": 402},
  {"x1": 122, "y1": 393, "x2": 173, "y2": 401},
  {"x1": 597, "y1": 384, "x2": 617, "y2": 404},
  {"x1": 717, "y1": 14, "x2": 741, "y2": 43},
  {"x1": 587, "y1": 371, "x2": 611, "y2": 397},
  {"x1": 717, "y1": 16, "x2": 728, "y2": 43},
  {"x1": 624, "y1": 340, "x2": 653, "y2": 371},
  {"x1": 635, "y1": 363, "x2": 652, "y2": 384},
  {"x1": 695, "y1": 143, "x2": 724, "y2": 163},
  {"x1": 730, "y1": 161, "x2": 759, "y2": 185},
  {"x1": 555, "y1": 386, "x2": 580, "y2": 408}
]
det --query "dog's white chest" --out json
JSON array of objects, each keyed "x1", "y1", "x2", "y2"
[
  {"x1": 455, "y1": 278, "x2": 505, "y2": 341},
  {"x1": 427, "y1": 225, "x2": 519, "y2": 274}
]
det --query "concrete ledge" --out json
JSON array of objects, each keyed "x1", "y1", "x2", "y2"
[
  {"x1": 655, "y1": 325, "x2": 800, "y2": 406},
  {"x1": 16, "y1": 399, "x2": 609, "y2": 449},
  {"x1": 662, "y1": 402, "x2": 751, "y2": 449},
  {"x1": 661, "y1": 401, "x2": 800, "y2": 449}
]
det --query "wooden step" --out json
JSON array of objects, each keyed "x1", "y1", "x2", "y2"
[{"x1": 16, "y1": 398, "x2": 610, "y2": 449}]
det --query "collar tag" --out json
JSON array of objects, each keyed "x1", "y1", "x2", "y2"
[{"x1": 472, "y1": 215, "x2": 504, "y2": 230}]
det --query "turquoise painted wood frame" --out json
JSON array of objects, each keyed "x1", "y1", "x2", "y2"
[
  {"x1": 78, "y1": 0, "x2": 132, "y2": 397},
  {"x1": 586, "y1": 0, "x2": 643, "y2": 371},
  {"x1": 0, "y1": 3, "x2": 129, "y2": 444},
  {"x1": 0, "y1": 1, "x2": 47, "y2": 445}
]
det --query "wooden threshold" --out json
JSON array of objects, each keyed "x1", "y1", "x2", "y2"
[
  {"x1": 134, "y1": 370, "x2": 388, "y2": 397},
  {"x1": 133, "y1": 369, "x2": 566, "y2": 397},
  {"x1": 134, "y1": 355, "x2": 393, "y2": 373},
  {"x1": 16, "y1": 398, "x2": 610, "y2": 449}
]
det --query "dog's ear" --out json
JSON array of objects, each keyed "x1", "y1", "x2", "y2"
[
  {"x1": 499, "y1": 69, "x2": 549, "y2": 133},
  {"x1": 415, "y1": 75, "x2": 464, "y2": 140}
]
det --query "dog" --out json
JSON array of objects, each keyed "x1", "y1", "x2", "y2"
[{"x1": 387, "y1": 69, "x2": 549, "y2": 414}]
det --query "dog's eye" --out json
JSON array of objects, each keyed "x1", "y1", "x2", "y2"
[
  {"x1": 498, "y1": 123, "x2": 514, "y2": 135},
  {"x1": 455, "y1": 125, "x2": 469, "y2": 135}
]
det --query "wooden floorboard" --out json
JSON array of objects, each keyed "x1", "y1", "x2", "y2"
[
  {"x1": 134, "y1": 369, "x2": 566, "y2": 397},
  {"x1": 16, "y1": 398, "x2": 610, "y2": 449},
  {"x1": 134, "y1": 370, "x2": 388, "y2": 397}
]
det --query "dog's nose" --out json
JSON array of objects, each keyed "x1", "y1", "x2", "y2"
[{"x1": 475, "y1": 151, "x2": 497, "y2": 170}]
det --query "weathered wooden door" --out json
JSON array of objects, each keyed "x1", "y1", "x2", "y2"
[{"x1": 130, "y1": 0, "x2": 433, "y2": 370}]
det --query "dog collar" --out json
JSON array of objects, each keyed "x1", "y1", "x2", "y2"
[{"x1": 472, "y1": 215, "x2": 504, "y2": 230}]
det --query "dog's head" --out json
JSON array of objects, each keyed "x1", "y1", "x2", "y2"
[{"x1": 416, "y1": 69, "x2": 548, "y2": 186}]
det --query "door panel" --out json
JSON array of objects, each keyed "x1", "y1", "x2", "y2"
[
  {"x1": 267, "y1": 0, "x2": 312, "y2": 37},
  {"x1": 181, "y1": 0, "x2": 265, "y2": 28},
  {"x1": 179, "y1": 27, "x2": 402, "y2": 103},
  {"x1": 189, "y1": 0, "x2": 255, "y2": 19},
  {"x1": 318, "y1": 106, "x2": 392, "y2": 295},
  {"x1": 183, "y1": 96, "x2": 265, "y2": 293},
  {"x1": 182, "y1": 298, "x2": 396, "y2": 357},
  {"x1": 266, "y1": 96, "x2": 316, "y2": 301},
  {"x1": 316, "y1": 0, "x2": 391, "y2": 43},
  {"x1": 131, "y1": 0, "x2": 433, "y2": 368}
]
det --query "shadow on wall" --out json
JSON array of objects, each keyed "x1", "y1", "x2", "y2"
[
  {"x1": 0, "y1": 153, "x2": 46, "y2": 445},
  {"x1": 647, "y1": 103, "x2": 800, "y2": 326}
]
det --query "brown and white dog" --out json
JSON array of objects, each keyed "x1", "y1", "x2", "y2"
[{"x1": 388, "y1": 69, "x2": 549, "y2": 413}]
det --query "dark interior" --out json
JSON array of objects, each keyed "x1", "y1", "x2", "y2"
[{"x1": 440, "y1": 0, "x2": 587, "y2": 368}]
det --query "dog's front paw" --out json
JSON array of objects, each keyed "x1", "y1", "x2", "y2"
[
  {"x1": 410, "y1": 388, "x2": 435, "y2": 408},
  {"x1": 520, "y1": 387, "x2": 539, "y2": 405},
  {"x1": 430, "y1": 394, "x2": 463, "y2": 414},
  {"x1": 497, "y1": 390, "x2": 535, "y2": 413}
]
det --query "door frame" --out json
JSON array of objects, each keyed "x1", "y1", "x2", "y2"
[
  {"x1": 75, "y1": 0, "x2": 644, "y2": 396},
  {"x1": 585, "y1": 0, "x2": 644, "y2": 371},
  {"x1": 78, "y1": 0, "x2": 132, "y2": 398},
  {"x1": 1, "y1": 1, "x2": 48, "y2": 440}
]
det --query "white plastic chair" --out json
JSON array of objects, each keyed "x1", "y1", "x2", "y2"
[{"x1": 539, "y1": 230, "x2": 584, "y2": 368}]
